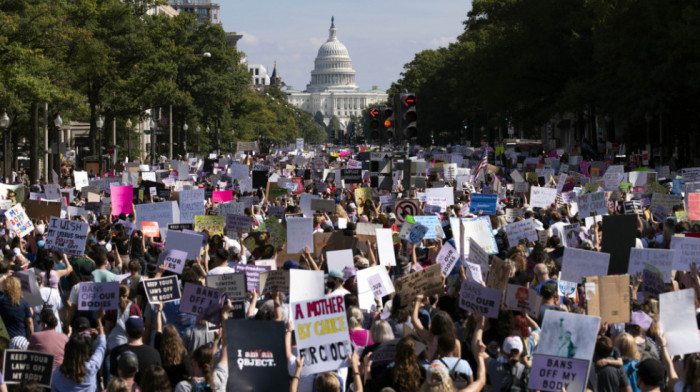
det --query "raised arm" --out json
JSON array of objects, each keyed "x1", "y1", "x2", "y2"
[{"x1": 411, "y1": 294, "x2": 432, "y2": 343}]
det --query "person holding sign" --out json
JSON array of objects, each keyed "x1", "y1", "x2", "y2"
[{"x1": 51, "y1": 310, "x2": 106, "y2": 392}]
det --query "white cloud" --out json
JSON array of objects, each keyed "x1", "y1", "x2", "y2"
[
  {"x1": 239, "y1": 32, "x2": 260, "y2": 46},
  {"x1": 429, "y1": 36, "x2": 454, "y2": 48}
]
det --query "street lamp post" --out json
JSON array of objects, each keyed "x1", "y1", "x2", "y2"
[
  {"x1": 150, "y1": 118, "x2": 157, "y2": 165},
  {"x1": 126, "y1": 118, "x2": 132, "y2": 161},
  {"x1": 53, "y1": 114, "x2": 62, "y2": 181},
  {"x1": 0, "y1": 110, "x2": 10, "y2": 181},
  {"x1": 183, "y1": 122, "x2": 188, "y2": 155},
  {"x1": 196, "y1": 125, "x2": 200, "y2": 153},
  {"x1": 96, "y1": 116, "x2": 104, "y2": 176},
  {"x1": 645, "y1": 112, "x2": 653, "y2": 158}
]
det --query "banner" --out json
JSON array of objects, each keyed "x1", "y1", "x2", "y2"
[
  {"x1": 143, "y1": 276, "x2": 181, "y2": 304},
  {"x1": 458, "y1": 280, "x2": 502, "y2": 319},
  {"x1": 2, "y1": 350, "x2": 54, "y2": 388},
  {"x1": 225, "y1": 319, "x2": 288, "y2": 391},
  {"x1": 78, "y1": 282, "x2": 119, "y2": 311},
  {"x1": 206, "y1": 273, "x2": 247, "y2": 301},
  {"x1": 293, "y1": 296, "x2": 352, "y2": 376},
  {"x1": 44, "y1": 216, "x2": 89, "y2": 256},
  {"x1": 4, "y1": 205, "x2": 34, "y2": 238}
]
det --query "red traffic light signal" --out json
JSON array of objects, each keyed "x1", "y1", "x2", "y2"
[
  {"x1": 369, "y1": 108, "x2": 380, "y2": 118},
  {"x1": 403, "y1": 94, "x2": 416, "y2": 107},
  {"x1": 383, "y1": 108, "x2": 393, "y2": 117}
]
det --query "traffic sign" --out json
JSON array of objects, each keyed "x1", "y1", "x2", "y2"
[
  {"x1": 393, "y1": 199, "x2": 419, "y2": 224},
  {"x1": 369, "y1": 108, "x2": 380, "y2": 118}
]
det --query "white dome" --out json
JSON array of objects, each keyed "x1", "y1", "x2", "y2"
[{"x1": 306, "y1": 18, "x2": 359, "y2": 93}]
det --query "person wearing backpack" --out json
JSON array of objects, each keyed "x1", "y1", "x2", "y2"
[{"x1": 431, "y1": 334, "x2": 473, "y2": 390}]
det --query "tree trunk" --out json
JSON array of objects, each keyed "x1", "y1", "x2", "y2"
[{"x1": 30, "y1": 102, "x2": 39, "y2": 183}]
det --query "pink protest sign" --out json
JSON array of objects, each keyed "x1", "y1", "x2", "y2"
[
  {"x1": 110, "y1": 185, "x2": 134, "y2": 215},
  {"x1": 212, "y1": 190, "x2": 233, "y2": 203}
]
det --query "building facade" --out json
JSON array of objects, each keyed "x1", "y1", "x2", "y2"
[
  {"x1": 285, "y1": 17, "x2": 387, "y2": 131},
  {"x1": 168, "y1": 0, "x2": 220, "y2": 24}
]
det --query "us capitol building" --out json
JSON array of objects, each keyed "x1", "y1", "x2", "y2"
[{"x1": 285, "y1": 17, "x2": 388, "y2": 134}]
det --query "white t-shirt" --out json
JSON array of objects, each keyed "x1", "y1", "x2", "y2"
[
  {"x1": 174, "y1": 362, "x2": 228, "y2": 392},
  {"x1": 34, "y1": 287, "x2": 63, "y2": 333},
  {"x1": 207, "y1": 266, "x2": 237, "y2": 276},
  {"x1": 287, "y1": 354, "x2": 348, "y2": 392}
]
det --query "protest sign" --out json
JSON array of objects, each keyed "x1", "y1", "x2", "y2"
[
  {"x1": 326, "y1": 249, "x2": 354, "y2": 272},
  {"x1": 194, "y1": 215, "x2": 224, "y2": 236},
  {"x1": 179, "y1": 188, "x2": 205, "y2": 223},
  {"x1": 436, "y1": 241, "x2": 460, "y2": 276},
  {"x1": 286, "y1": 217, "x2": 313, "y2": 254},
  {"x1": 289, "y1": 269, "x2": 324, "y2": 303},
  {"x1": 225, "y1": 319, "x2": 288, "y2": 391},
  {"x1": 4, "y1": 205, "x2": 34, "y2": 238},
  {"x1": 44, "y1": 184, "x2": 60, "y2": 200},
  {"x1": 505, "y1": 284, "x2": 542, "y2": 318},
  {"x1": 180, "y1": 283, "x2": 227, "y2": 328},
  {"x1": 669, "y1": 236, "x2": 700, "y2": 271},
  {"x1": 110, "y1": 185, "x2": 134, "y2": 216},
  {"x1": 576, "y1": 192, "x2": 608, "y2": 217},
  {"x1": 560, "y1": 247, "x2": 610, "y2": 283},
  {"x1": 529, "y1": 312, "x2": 600, "y2": 392},
  {"x1": 2, "y1": 350, "x2": 54, "y2": 388},
  {"x1": 468, "y1": 238, "x2": 489, "y2": 282},
  {"x1": 206, "y1": 273, "x2": 247, "y2": 301},
  {"x1": 393, "y1": 264, "x2": 443, "y2": 304},
  {"x1": 78, "y1": 282, "x2": 119, "y2": 311},
  {"x1": 141, "y1": 221, "x2": 160, "y2": 238},
  {"x1": 600, "y1": 214, "x2": 637, "y2": 275},
  {"x1": 212, "y1": 190, "x2": 233, "y2": 203},
  {"x1": 157, "y1": 249, "x2": 188, "y2": 274},
  {"x1": 233, "y1": 264, "x2": 271, "y2": 292},
  {"x1": 259, "y1": 270, "x2": 290, "y2": 294},
  {"x1": 503, "y1": 219, "x2": 538, "y2": 245},
  {"x1": 218, "y1": 201, "x2": 245, "y2": 216},
  {"x1": 375, "y1": 228, "x2": 396, "y2": 266},
  {"x1": 458, "y1": 280, "x2": 502, "y2": 319},
  {"x1": 44, "y1": 216, "x2": 89, "y2": 256},
  {"x1": 134, "y1": 201, "x2": 179, "y2": 237},
  {"x1": 585, "y1": 274, "x2": 630, "y2": 324},
  {"x1": 225, "y1": 215, "x2": 252, "y2": 232},
  {"x1": 659, "y1": 289, "x2": 700, "y2": 358},
  {"x1": 688, "y1": 193, "x2": 700, "y2": 220},
  {"x1": 165, "y1": 229, "x2": 202, "y2": 260},
  {"x1": 413, "y1": 215, "x2": 443, "y2": 240},
  {"x1": 650, "y1": 193, "x2": 682, "y2": 213},
  {"x1": 23, "y1": 200, "x2": 61, "y2": 220},
  {"x1": 143, "y1": 276, "x2": 181, "y2": 304},
  {"x1": 469, "y1": 193, "x2": 498, "y2": 215},
  {"x1": 356, "y1": 266, "x2": 394, "y2": 310},
  {"x1": 15, "y1": 269, "x2": 42, "y2": 307},
  {"x1": 293, "y1": 296, "x2": 352, "y2": 376},
  {"x1": 627, "y1": 248, "x2": 674, "y2": 282},
  {"x1": 408, "y1": 223, "x2": 428, "y2": 243},
  {"x1": 74, "y1": 170, "x2": 89, "y2": 190},
  {"x1": 530, "y1": 186, "x2": 557, "y2": 208},
  {"x1": 562, "y1": 223, "x2": 581, "y2": 248},
  {"x1": 310, "y1": 198, "x2": 335, "y2": 213},
  {"x1": 462, "y1": 216, "x2": 498, "y2": 254}
]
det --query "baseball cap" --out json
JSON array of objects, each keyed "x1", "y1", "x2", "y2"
[
  {"x1": 637, "y1": 358, "x2": 665, "y2": 387},
  {"x1": 354, "y1": 257, "x2": 370, "y2": 269},
  {"x1": 79, "y1": 263, "x2": 95, "y2": 277},
  {"x1": 347, "y1": 202, "x2": 357, "y2": 211},
  {"x1": 125, "y1": 316, "x2": 144, "y2": 332},
  {"x1": 74, "y1": 317, "x2": 91, "y2": 332},
  {"x1": 282, "y1": 260, "x2": 299, "y2": 271},
  {"x1": 37, "y1": 240, "x2": 45, "y2": 248},
  {"x1": 388, "y1": 213, "x2": 397, "y2": 221},
  {"x1": 325, "y1": 269, "x2": 344, "y2": 280},
  {"x1": 503, "y1": 335, "x2": 524, "y2": 354}
]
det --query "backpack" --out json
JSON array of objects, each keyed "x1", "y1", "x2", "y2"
[
  {"x1": 439, "y1": 358, "x2": 472, "y2": 390},
  {"x1": 189, "y1": 379, "x2": 212, "y2": 392},
  {"x1": 500, "y1": 362, "x2": 530, "y2": 392}
]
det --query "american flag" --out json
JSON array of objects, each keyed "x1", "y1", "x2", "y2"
[{"x1": 474, "y1": 147, "x2": 489, "y2": 180}]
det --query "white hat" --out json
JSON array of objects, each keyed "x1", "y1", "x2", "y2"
[{"x1": 503, "y1": 335, "x2": 523, "y2": 354}]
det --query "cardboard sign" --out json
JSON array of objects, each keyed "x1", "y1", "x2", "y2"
[
  {"x1": 310, "y1": 198, "x2": 335, "y2": 213},
  {"x1": 23, "y1": 200, "x2": 61, "y2": 220},
  {"x1": 4, "y1": 204, "x2": 34, "y2": 238},
  {"x1": 436, "y1": 241, "x2": 460, "y2": 276},
  {"x1": 225, "y1": 319, "x2": 288, "y2": 391},
  {"x1": 44, "y1": 216, "x2": 89, "y2": 256},
  {"x1": 375, "y1": 228, "x2": 396, "y2": 266},
  {"x1": 289, "y1": 269, "x2": 324, "y2": 304},
  {"x1": 225, "y1": 215, "x2": 252, "y2": 232},
  {"x1": 179, "y1": 283, "x2": 227, "y2": 327},
  {"x1": 458, "y1": 280, "x2": 502, "y2": 319},
  {"x1": 259, "y1": 270, "x2": 290, "y2": 294},
  {"x1": 393, "y1": 264, "x2": 443, "y2": 304},
  {"x1": 286, "y1": 217, "x2": 313, "y2": 254},
  {"x1": 356, "y1": 266, "x2": 394, "y2": 310},
  {"x1": 585, "y1": 274, "x2": 630, "y2": 324},
  {"x1": 469, "y1": 193, "x2": 498, "y2": 215},
  {"x1": 2, "y1": 350, "x2": 54, "y2": 388},
  {"x1": 141, "y1": 221, "x2": 160, "y2": 238},
  {"x1": 206, "y1": 273, "x2": 247, "y2": 301},
  {"x1": 505, "y1": 284, "x2": 542, "y2": 318},
  {"x1": 179, "y1": 188, "x2": 205, "y2": 223},
  {"x1": 560, "y1": 247, "x2": 610, "y2": 283},
  {"x1": 293, "y1": 296, "x2": 352, "y2": 376},
  {"x1": 468, "y1": 238, "x2": 489, "y2": 282},
  {"x1": 157, "y1": 249, "x2": 188, "y2": 274},
  {"x1": 530, "y1": 186, "x2": 557, "y2": 208},
  {"x1": 627, "y1": 248, "x2": 674, "y2": 282},
  {"x1": 462, "y1": 216, "x2": 498, "y2": 254},
  {"x1": 165, "y1": 230, "x2": 202, "y2": 260},
  {"x1": 143, "y1": 276, "x2": 182, "y2": 304},
  {"x1": 659, "y1": 289, "x2": 700, "y2": 358},
  {"x1": 233, "y1": 264, "x2": 271, "y2": 292},
  {"x1": 78, "y1": 282, "x2": 119, "y2": 311},
  {"x1": 503, "y1": 218, "x2": 538, "y2": 245}
]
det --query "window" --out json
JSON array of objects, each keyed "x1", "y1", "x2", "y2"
[{"x1": 255, "y1": 68, "x2": 259, "y2": 75}]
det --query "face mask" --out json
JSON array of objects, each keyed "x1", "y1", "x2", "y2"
[{"x1": 326, "y1": 280, "x2": 336, "y2": 290}]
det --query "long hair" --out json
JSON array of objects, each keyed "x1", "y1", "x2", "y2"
[
  {"x1": 615, "y1": 332, "x2": 641, "y2": 361},
  {"x1": 3, "y1": 276, "x2": 22, "y2": 306},
  {"x1": 392, "y1": 337, "x2": 422, "y2": 392},
  {"x1": 160, "y1": 324, "x2": 186, "y2": 367},
  {"x1": 683, "y1": 353, "x2": 700, "y2": 392},
  {"x1": 106, "y1": 377, "x2": 130, "y2": 392},
  {"x1": 191, "y1": 344, "x2": 215, "y2": 388},
  {"x1": 139, "y1": 365, "x2": 172, "y2": 392},
  {"x1": 429, "y1": 311, "x2": 455, "y2": 336},
  {"x1": 118, "y1": 284, "x2": 130, "y2": 313},
  {"x1": 60, "y1": 336, "x2": 90, "y2": 384}
]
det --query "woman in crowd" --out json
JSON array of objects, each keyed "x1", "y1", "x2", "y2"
[
  {"x1": 0, "y1": 276, "x2": 33, "y2": 339},
  {"x1": 51, "y1": 310, "x2": 106, "y2": 392},
  {"x1": 154, "y1": 304, "x2": 192, "y2": 387},
  {"x1": 139, "y1": 365, "x2": 172, "y2": 392}
]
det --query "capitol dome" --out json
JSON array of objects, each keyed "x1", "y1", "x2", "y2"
[{"x1": 306, "y1": 17, "x2": 359, "y2": 93}]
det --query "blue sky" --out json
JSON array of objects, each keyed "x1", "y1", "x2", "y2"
[{"x1": 220, "y1": 0, "x2": 471, "y2": 92}]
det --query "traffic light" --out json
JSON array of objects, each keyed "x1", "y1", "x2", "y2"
[
  {"x1": 369, "y1": 107, "x2": 380, "y2": 140},
  {"x1": 401, "y1": 93, "x2": 417, "y2": 139},
  {"x1": 383, "y1": 106, "x2": 395, "y2": 139}
]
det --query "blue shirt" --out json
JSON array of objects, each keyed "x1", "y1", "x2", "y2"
[
  {"x1": 430, "y1": 357, "x2": 473, "y2": 377},
  {"x1": 51, "y1": 335, "x2": 106, "y2": 392},
  {"x1": 0, "y1": 293, "x2": 31, "y2": 339}
]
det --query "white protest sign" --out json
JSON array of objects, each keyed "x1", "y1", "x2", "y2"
[
  {"x1": 576, "y1": 192, "x2": 608, "y2": 217},
  {"x1": 165, "y1": 230, "x2": 202, "y2": 260},
  {"x1": 78, "y1": 282, "x2": 119, "y2": 311},
  {"x1": 293, "y1": 296, "x2": 352, "y2": 376},
  {"x1": 505, "y1": 284, "x2": 542, "y2": 318},
  {"x1": 134, "y1": 201, "x2": 179, "y2": 240},
  {"x1": 468, "y1": 238, "x2": 489, "y2": 282},
  {"x1": 44, "y1": 184, "x2": 60, "y2": 201},
  {"x1": 73, "y1": 170, "x2": 89, "y2": 191},
  {"x1": 458, "y1": 280, "x2": 502, "y2": 319},
  {"x1": 560, "y1": 247, "x2": 610, "y2": 283},
  {"x1": 142, "y1": 172, "x2": 156, "y2": 182},
  {"x1": 368, "y1": 273, "x2": 391, "y2": 298},
  {"x1": 157, "y1": 249, "x2": 188, "y2": 274},
  {"x1": 44, "y1": 217, "x2": 89, "y2": 256},
  {"x1": 205, "y1": 273, "x2": 247, "y2": 301},
  {"x1": 503, "y1": 219, "x2": 538, "y2": 245},
  {"x1": 326, "y1": 249, "x2": 354, "y2": 272},
  {"x1": 4, "y1": 205, "x2": 34, "y2": 238},
  {"x1": 628, "y1": 248, "x2": 674, "y2": 283},
  {"x1": 436, "y1": 241, "x2": 460, "y2": 276},
  {"x1": 462, "y1": 216, "x2": 498, "y2": 255},
  {"x1": 286, "y1": 217, "x2": 313, "y2": 254},
  {"x1": 529, "y1": 187, "x2": 558, "y2": 208},
  {"x1": 375, "y1": 228, "x2": 396, "y2": 266},
  {"x1": 179, "y1": 188, "x2": 205, "y2": 223},
  {"x1": 659, "y1": 289, "x2": 700, "y2": 358},
  {"x1": 290, "y1": 269, "x2": 325, "y2": 304},
  {"x1": 356, "y1": 266, "x2": 394, "y2": 310},
  {"x1": 669, "y1": 236, "x2": 700, "y2": 271}
]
